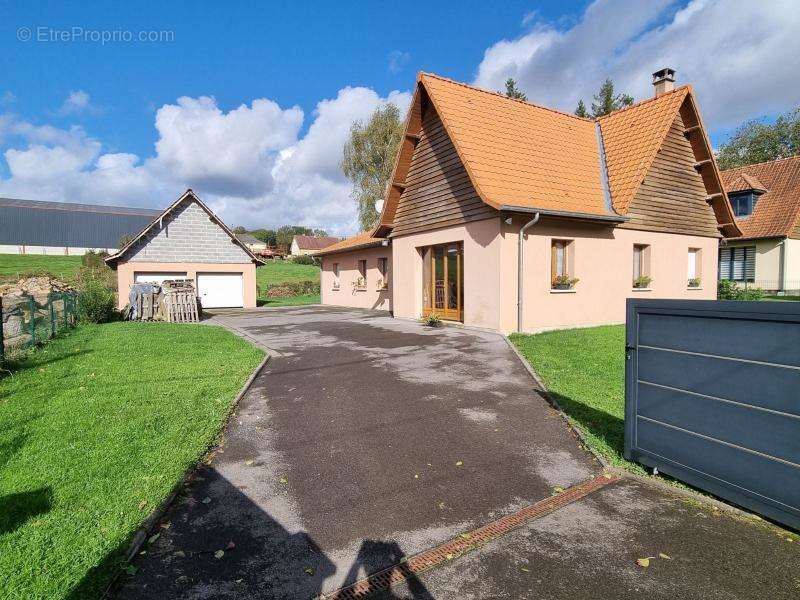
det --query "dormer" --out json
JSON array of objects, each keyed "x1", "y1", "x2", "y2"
[{"x1": 726, "y1": 173, "x2": 768, "y2": 219}]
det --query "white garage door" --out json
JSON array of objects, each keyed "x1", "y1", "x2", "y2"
[
  {"x1": 134, "y1": 272, "x2": 187, "y2": 284},
  {"x1": 197, "y1": 273, "x2": 244, "y2": 308}
]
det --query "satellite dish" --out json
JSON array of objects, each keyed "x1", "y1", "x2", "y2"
[{"x1": 374, "y1": 199, "x2": 384, "y2": 213}]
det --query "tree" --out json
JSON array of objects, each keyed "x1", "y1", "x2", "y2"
[
  {"x1": 504, "y1": 78, "x2": 527, "y2": 101},
  {"x1": 117, "y1": 234, "x2": 134, "y2": 248},
  {"x1": 342, "y1": 103, "x2": 404, "y2": 231},
  {"x1": 232, "y1": 225, "x2": 247, "y2": 234},
  {"x1": 716, "y1": 108, "x2": 800, "y2": 170},
  {"x1": 312, "y1": 229, "x2": 329, "y2": 237},
  {"x1": 250, "y1": 228, "x2": 277, "y2": 246},
  {"x1": 574, "y1": 78, "x2": 634, "y2": 119},
  {"x1": 275, "y1": 225, "x2": 313, "y2": 250}
]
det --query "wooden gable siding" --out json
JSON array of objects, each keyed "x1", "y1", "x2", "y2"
[
  {"x1": 389, "y1": 105, "x2": 497, "y2": 238},
  {"x1": 620, "y1": 111, "x2": 720, "y2": 237}
]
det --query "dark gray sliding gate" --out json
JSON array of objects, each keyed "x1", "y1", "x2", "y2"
[{"x1": 625, "y1": 299, "x2": 800, "y2": 530}]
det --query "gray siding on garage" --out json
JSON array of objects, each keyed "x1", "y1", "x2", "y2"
[
  {"x1": 625, "y1": 299, "x2": 800, "y2": 530},
  {"x1": 126, "y1": 199, "x2": 251, "y2": 263},
  {"x1": 0, "y1": 197, "x2": 159, "y2": 248}
]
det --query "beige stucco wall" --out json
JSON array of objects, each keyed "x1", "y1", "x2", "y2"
[
  {"x1": 786, "y1": 239, "x2": 800, "y2": 292},
  {"x1": 391, "y1": 218, "x2": 503, "y2": 330},
  {"x1": 115, "y1": 261, "x2": 257, "y2": 309},
  {"x1": 499, "y1": 217, "x2": 719, "y2": 333},
  {"x1": 723, "y1": 238, "x2": 782, "y2": 289},
  {"x1": 320, "y1": 245, "x2": 392, "y2": 311}
]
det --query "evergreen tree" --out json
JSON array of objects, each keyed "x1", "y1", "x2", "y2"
[
  {"x1": 504, "y1": 78, "x2": 527, "y2": 101},
  {"x1": 589, "y1": 78, "x2": 634, "y2": 117},
  {"x1": 574, "y1": 99, "x2": 589, "y2": 118}
]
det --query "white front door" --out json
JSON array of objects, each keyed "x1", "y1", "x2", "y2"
[{"x1": 196, "y1": 273, "x2": 244, "y2": 308}]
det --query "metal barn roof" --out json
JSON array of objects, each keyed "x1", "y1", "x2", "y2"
[{"x1": 0, "y1": 197, "x2": 161, "y2": 248}]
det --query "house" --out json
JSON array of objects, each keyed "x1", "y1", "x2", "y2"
[
  {"x1": 316, "y1": 69, "x2": 739, "y2": 333},
  {"x1": 105, "y1": 190, "x2": 264, "y2": 309},
  {"x1": 719, "y1": 157, "x2": 800, "y2": 294},
  {"x1": 235, "y1": 232, "x2": 269, "y2": 254},
  {"x1": 0, "y1": 197, "x2": 160, "y2": 255},
  {"x1": 290, "y1": 235, "x2": 341, "y2": 256}
]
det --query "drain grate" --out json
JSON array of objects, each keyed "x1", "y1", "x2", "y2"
[{"x1": 322, "y1": 473, "x2": 619, "y2": 599}]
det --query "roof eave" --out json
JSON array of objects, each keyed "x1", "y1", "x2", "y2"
[
  {"x1": 499, "y1": 205, "x2": 628, "y2": 223},
  {"x1": 314, "y1": 239, "x2": 389, "y2": 257}
]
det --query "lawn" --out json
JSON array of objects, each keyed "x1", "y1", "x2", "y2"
[
  {"x1": 258, "y1": 293, "x2": 320, "y2": 307},
  {"x1": 0, "y1": 322, "x2": 264, "y2": 600},
  {"x1": 256, "y1": 260, "x2": 320, "y2": 287},
  {"x1": 0, "y1": 253, "x2": 83, "y2": 281},
  {"x1": 509, "y1": 325, "x2": 641, "y2": 472}
]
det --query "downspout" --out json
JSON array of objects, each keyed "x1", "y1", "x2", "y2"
[
  {"x1": 780, "y1": 238, "x2": 788, "y2": 293},
  {"x1": 517, "y1": 212, "x2": 540, "y2": 333}
]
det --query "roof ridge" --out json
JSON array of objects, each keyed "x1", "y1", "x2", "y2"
[
  {"x1": 596, "y1": 85, "x2": 691, "y2": 121},
  {"x1": 720, "y1": 154, "x2": 800, "y2": 174},
  {"x1": 418, "y1": 72, "x2": 595, "y2": 123}
]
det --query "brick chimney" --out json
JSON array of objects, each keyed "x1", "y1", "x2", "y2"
[{"x1": 652, "y1": 68, "x2": 676, "y2": 97}]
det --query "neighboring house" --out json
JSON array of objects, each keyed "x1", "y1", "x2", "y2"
[
  {"x1": 719, "y1": 157, "x2": 800, "y2": 294},
  {"x1": 106, "y1": 190, "x2": 264, "y2": 309},
  {"x1": 235, "y1": 232, "x2": 269, "y2": 254},
  {"x1": 0, "y1": 197, "x2": 160, "y2": 255},
  {"x1": 316, "y1": 69, "x2": 739, "y2": 333},
  {"x1": 290, "y1": 235, "x2": 341, "y2": 256}
]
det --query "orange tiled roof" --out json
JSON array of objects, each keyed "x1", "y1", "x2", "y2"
[
  {"x1": 313, "y1": 229, "x2": 386, "y2": 256},
  {"x1": 598, "y1": 86, "x2": 691, "y2": 213},
  {"x1": 721, "y1": 156, "x2": 800, "y2": 239}
]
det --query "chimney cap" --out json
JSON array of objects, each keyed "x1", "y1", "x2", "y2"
[{"x1": 652, "y1": 68, "x2": 676, "y2": 83}]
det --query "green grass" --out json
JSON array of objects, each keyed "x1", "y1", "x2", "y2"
[
  {"x1": 0, "y1": 254, "x2": 83, "y2": 280},
  {"x1": 509, "y1": 325, "x2": 642, "y2": 472},
  {"x1": 0, "y1": 322, "x2": 264, "y2": 599},
  {"x1": 256, "y1": 261, "x2": 319, "y2": 287},
  {"x1": 258, "y1": 294, "x2": 320, "y2": 307}
]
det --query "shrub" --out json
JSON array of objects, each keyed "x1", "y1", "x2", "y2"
[
  {"x1": 633, "y1": 275, "x2": 652, "y2": 288},
  {"x1": 263, "y1": 280, "x2": 321, "y2": 298},
  {"x1": 81, "y1": 250, "x2": 109, "y2": 269},
  {"x1": 552, "y1": 275, "x2": 579, "y2": 289},
  {"x1": 717, "y1": 279, "x2": 764, "y2": 301},
  {"x1": 290, "y1": 254, "x2": 319, "y2": 266},
  {"x1": 77, "y1": 271, "x2": 117, "y2": 323}
]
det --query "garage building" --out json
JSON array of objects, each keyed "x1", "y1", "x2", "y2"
[{"x1": 105, "y1": 190, "x2": 264, "y2": 309}]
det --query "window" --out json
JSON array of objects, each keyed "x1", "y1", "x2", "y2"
[
  {"x1": 687, "y1": 248, "x2": 701, "y2": 287},
  {"x1": 718, "y1": 246, "x2": 755, "y2": 282},
  {"x1": 332, "y1": 262, "x2": 340, "y2": 290},
  {"x1": 355, "y1": 259, "x2": 367, "y2": 290},
  {"x1": 729, "y1": 192, "x2": 760, "y2": 218},
  {"x1": 550, "y1": 239, "x2": 576, "y2": 289},
  {"x1": 632, "y1": 244, "x2": 651, "y2": 288},
  {"x1": 377, "y1": 257, "x2": 389, "y2": 290}
]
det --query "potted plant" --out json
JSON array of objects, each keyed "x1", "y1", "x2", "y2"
[
  {"x1": 375, "y1": 277, "x2": 388, "y2": 291},
  {"x1": 688, "y1": 277, "x2": 701, "y2": 288},
  {"x1": 633, "y1": 275, "x2": 652, "y2": 289},
  {"x1": 351, "y1": 276, "x2": 366, "y2": 291},
  {"x1": 552, "y1": 275, "x2": 579, "y2": 290}
]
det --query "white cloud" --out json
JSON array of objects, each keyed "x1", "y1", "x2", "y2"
[
  {"x1": 474, "y1": 0, "x2": 800, "y2": 132},
  {"x1": 388, "y1": 50, "x2": 410, "y2": 74},
  {"x1": 0, "y1": 87, "x2": 411, "y2": 235},
  {"x1": 58, "y1": 90, "x2": 94, "y2": 116}
]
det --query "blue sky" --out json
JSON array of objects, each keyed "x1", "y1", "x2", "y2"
[{"x1": 1, "y1": 1, "x2": 798, "y2": 234}]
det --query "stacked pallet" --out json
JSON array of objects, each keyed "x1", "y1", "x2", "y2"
[{"x1": 158, "y1": 280, "x2": 200, "y2": 323}]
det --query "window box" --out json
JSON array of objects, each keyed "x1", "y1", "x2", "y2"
[
  {"x1": 352, "y1": 276, "x2": 367, "y2": 292},
  {"x1": 375, "y1": 277, "x2": 389, "y2": 291},
  {"x1": 551, "y1": 275, "x2": 579, "y2": 290},
  {"x1": 332, "y1": 284, "x2": 340, "y2": 291},
  {"x1": 633, "y1": 275, "x2": 652, "y2": 289},
  {"x1": 688, "y1": 277, "x2": 701, "y2": 288}
]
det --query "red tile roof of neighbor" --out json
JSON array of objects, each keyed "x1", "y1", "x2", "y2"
[
  {"x1": 293, "y1": 235, "x2": 342, "y2": 250},
  {"x1": 313, "y1": 229, "x2": 386, "y2": 256},
  {"x1": 721, "y1": 156, "x2": 800, "y2": 239},
  {"x1": 324, "y1": 73, "x2": 735, "y2": 254}
]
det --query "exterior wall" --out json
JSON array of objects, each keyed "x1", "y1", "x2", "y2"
[
  {"x1": 786, "y1": 239, "x2": 800, "y2": 292},
  {"x1": 127, "y1": 201, "x2": 251, "y2": 264},
  {"x1": 499, "y1": 217, "x2": 719, "y2": 333},
  {"x1": 320, "y1": 246, "x2": 392, "y2": 311},
  {"x1": 391, "y1": 218, "x2": 503, "y2": 330},
  {"x1": 115, "y1": 261, "x2": 257, "y2": 309},
  {"x1": 725, "y1": 237, "x2": 800, "y2": 292},
  {"x1": 0, "y1": 245, "x2": 116, "y2": 255}
]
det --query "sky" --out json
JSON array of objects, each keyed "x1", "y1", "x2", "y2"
[{"x1": 1, "y1": 0, "x2": 798, "y2": 235}]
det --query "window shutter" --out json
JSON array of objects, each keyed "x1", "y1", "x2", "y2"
[
  {"x1": 719, "y1": 248, "x2": 731, "y2": 280},
  {"x1": 745, "y1": 246, "x2": 756, "y2": 281},
  {"x1": 732, "y1": 247, "x2": 745, "y2": 280}
]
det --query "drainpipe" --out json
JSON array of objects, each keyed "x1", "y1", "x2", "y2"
[
  {"x1": 780, "y1": 238, "x2": 788, "y2": 293},
  {"x1": 517, "y1": 212, "x2": 540, "y2": 332}
]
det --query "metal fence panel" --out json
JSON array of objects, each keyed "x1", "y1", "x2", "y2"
[
  {"x1": 0, "y1": 292, "x2": 78, "y2": 361},
  {"x1": 625, "y1": 299, "x2": 800, "y2": 530}
]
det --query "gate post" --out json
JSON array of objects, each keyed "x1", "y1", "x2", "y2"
[
  {"x1": 49, "y1": 294, "x2": 56, "y2": 338},
  {"x1": 28, "y1": 295, "x2": 36, "y2": 347}
]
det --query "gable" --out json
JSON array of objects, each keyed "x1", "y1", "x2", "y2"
[
  {"x1": 389, "y1": 104, "x2": 496, "y2": 237},
  {"x1": 620, "y1": 111, "x2": 721, "y2": 237},
  {"x1": 125, "y1": 198, "x2": 252, "y2": 263}
]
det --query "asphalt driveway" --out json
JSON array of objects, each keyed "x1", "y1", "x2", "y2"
[
  {"x1": 116, "y1": 306, "x2": 798, "y2": 599},
  {"x1": 117, "y1": 306, "x2": 599, "y2": 598}
]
